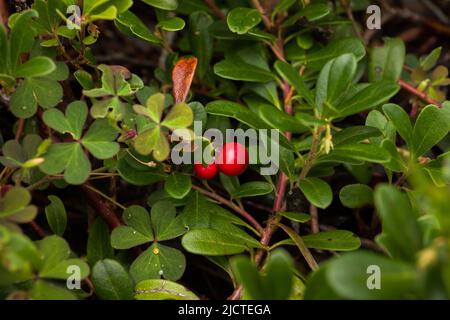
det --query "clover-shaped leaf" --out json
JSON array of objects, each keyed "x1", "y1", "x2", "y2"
[
  {"x1": 84, "y1": 65, "x2": 144, "y2": 119},
  {"x1": 133, "y1": 93, "x2": 193, "y2": 160},
  {"x1": 111, "y1": 205, "x2": 154, "y2": 249},
  {"x1": 151, "y1": 201, "x2": 186, "y2": 241},
  {"x1": 111, "y1": 202, "x2": 187, "y2": 282},
  {"x1": 133, "y1": 93, "x2": 165, "y2": 123},
  {"x1": 36, "y1": 235, "x2": 89, "y2": 280},
  {"x1": 0, "y1": 187, "x2": 37, "y2": 227},
  {"x1": 40, "y1": 101, "x2": 120, "y2": 185},
  {"x1": 130, "y1": 243, "x2": 186, "y2": 283},
  {"x1": 0, "y1": 134, "x2": 47, "y2": 170},
  {"x1": 43, "y1": 101, "x2": 87, "y2": 140}
]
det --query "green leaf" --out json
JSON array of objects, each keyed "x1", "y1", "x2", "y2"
[
  {"x1": 110, "y1": 226, "x2": 151, "y2": 249},
  {"x1": 14, "y1": 56, "x2": 56, "y2": 78},
  {"x1": 227, "y1": 8, "x2": 261, "y2": 34},
  {"x1": 321, "y1": 143, "x2": 391, "y2": 164},
  {"x1": 339, "y1": 184, "x2": 373, "y2": 208},
  {"x1": 315, "y1": 53, "x2": 357, "y2": 113},
  {"x1": 40, "y1": 258, "x2": 90, "y2": 280},
  {"x1": 333, "y1": 126, "x2": 382, "y2": 146},
  {"x1": 262, "y1": 249, "x2": 295, "y2": 300},
  {"x1": 294, "y1": 38, "x2": 365, "y2": 70},
  {"x1": 412, "y1": 104, "x2": 450, "y2": 157},
  {"x1": 43, "y1": 101, "x2": 88, "y2": 140},
  {"x1": 299, "y1": 177, "x2": 332, "y2": 209},
  {"x1": 158, "y1": 17, "x2": 185, "y2": 31},
  {"x1": 10, "y1": 80, "x2": 37, "y2": 119},
  {"x1": 331, "y1": 81, "x2": 400, "y2": 118},
  {"x1": 117, "y1": 150, "x2": 168, "y2": 186},
  {"x1": 272, "y1": 0, "x2": 296, "y2": 18},
  {"x1": 188, "y1": 11, "x2": 213, "y2": 79},
  {"x1": 182, "y1": 229, "x2": 249, "y2": 255},
  {"x1": 0, "y1": 187, "x2": 37, "y2": 222},
  {"x1": 130, "y1": 243, "x2": 186, "y2": 282},
  {"x1": 231, "y1": 249, "x2": 294, "y2": 300},
  {"x1": 134, "y1": 92, "x2": 165, "y2": 123},
  {"x1": 253, "y1": 103, "x2": 309, "y2": 133},
  {"x1": 369, "y1": 38, "x2": 405, "y2": 82},
  {"x1": 92, "y1": 259, "x2": 134, "y2": 300},
  {"x1": 82, "y1": 120, "x2": 120, "y2": 159},
  {"x1": 28, "y1": 78, "x2": 63, "y2": 109},
  {"x1": 420, "y1": 47, "x2": 442, "y2": 71},
  {"x1": 115, "y1": 11, "x2": 163, "y2": 45},
  {"x1": 87, "y1": 218, "x2": 114, "y2": 266},
  {"x1": 151, "y1": 201, "x2": 186, "y2": 241},
  {"x1": 214, "y1": 59, "x2": 275, "y2": 82},
  {"x1": 181, "y1": 191, "x2": 211, "y2": 229},
  {"x1": 278, "y1": 212, "x2": 311, "y2": 223},
  {"x1": 381, "y1": 139, "x2": 407, "y2": 172},
  {"x1": 134, "y1": 126, "x2": 160, "y2": 156},
  {"x1": 374, "y1": 185, "x2": 422, "y2": 261},
  {"x1": 45, "y1": 195, "x2": 67, "y2": 236},
  {"x1": 231, "y1": 181, "x2": 273, "y2": 198},
  {"x1": 0, "y1": 24, "x2": 8, "y2": 73},
  {"x1": 274, "y1": 60, "x2": 315, "y2": 106},
  {"x1": 37, "y1": 235, "x2": 70, "y2": 271},
  {"x1": 135, "y1": 279, "x2": 199, "y2": 300},
  {"x1": 205, "y1": 100, "x2": 295, "y2": 151},
  {"x1": 141, "y1": 0, "x2": 178, "y2": 10},
  {"x1": 209, "y1": 216, "x2": 262, "y2": 248},
  {"x1": 40, "y1": 143, "x2": 91, "y2": 185},
  {"x1": 161, "y1": 102, "x2": 194, "y2": 129},
  {"x1": 230, "y1": 255, "x2": 264, "y2": 299},
  {"x1": 276, "y1": 223, "x2": 317, "y2": 270},
  {"x1": 302, "y1": 230, "x2": 361, "y2": 251},
  {"x1": 111, "y1": 205, "x2": 153, "y2": 249},
  {"x1": 304, "y1": 263, "x2": 341, "y2": 300},
  {"x1": 382, "y1": 103, "x2": 413, "y2": 147},
  {"x1": 30, "y1": 280, "x2": 77, "y2": 300},
  {"x1": 164, "y1": 173, "x2": 192, "y2": 200},
  {"x1": 282, "y1": 3, "x2": 331, "y2": 26},
  {"x1": 74, "y1": 70, "x2": 94, "y2": 90},
  {"x1": 10, "y1": 10, "x2": 38, "y2": 71},
  {"x1": 327, "y1": 251, "x2": 416, "y2": 299}
]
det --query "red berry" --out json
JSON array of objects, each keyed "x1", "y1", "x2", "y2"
[
  {"x1": 194, "y1": 162, "x2": 218, "y2": 180},
  {"x1": 217, "y1": 142, "x2": 249, "y2": 176}
]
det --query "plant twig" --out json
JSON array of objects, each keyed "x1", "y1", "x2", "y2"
[
  {"x1": 15, "y1": 119, "x2": 24, "y2": 142},
  {"x1": 205, "y1": 0, "x2": 225, "y2": 20},
  {"x1": 398, "y1": 79, "x2": 442, "y2": 107},
  {"x1": 192, "y1": 185, "x2": 264, "y2": 234},
  {"x1": 81, "y1": 183, "x2": 123, "y2": 229},
  {"x1": 0, "y1": 0, "x2": 8, "y2": 28},
  {"x1": 29, "y1": 221, "x2": 49, "y2": 238},
  {"x1": 251, "y1": 0, "x2": 273, "y2": 30},
  {"x1": 309, "y1": 204, "x2": 319, "y2": 234}
]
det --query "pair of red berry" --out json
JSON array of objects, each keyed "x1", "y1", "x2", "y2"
[{"x1": 194, "y1": 142, "x2": 249, "y2": 179}]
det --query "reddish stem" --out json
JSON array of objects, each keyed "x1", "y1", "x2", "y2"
[
  {"x1": 398, "y1": 79, "x2": 442, "y2": 107},
  {"x1": 81, "y1": 183, "x2": 123, "y2": 229}
]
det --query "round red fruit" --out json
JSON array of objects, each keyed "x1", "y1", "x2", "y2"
[
  {"x1": 194, "y1": 162, "x2": 218, "y2": 180},
  {"x1": 217, "y1": 142, "x2": 249, "y2": 176}
]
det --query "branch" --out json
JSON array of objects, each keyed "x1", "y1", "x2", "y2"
[
  {"x1": 251, "y1": 0, "x2": 272, "y2": 30},
  {"x1": 309, "y1": 204, "x2": 319, "y2": 234},
  {"x1": 81, "y1": 183, "x2": 123, "y2": 229},
  {"x1": 192, "y1": 185, "x2": 264, "y2": 234},
  {"x1": 398, "y1": 79, "x2": 442, "y2": 107},
  {"x1": 205, "y1": 0, "x2": 225, "y2": 20},
  {"x1": 0, "y1": 0, "x2": 8, "y2": 28}
]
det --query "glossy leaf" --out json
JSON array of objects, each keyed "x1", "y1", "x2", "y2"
[{"x1": 299, "y1": 178, "x2": 332, "y2": 209}]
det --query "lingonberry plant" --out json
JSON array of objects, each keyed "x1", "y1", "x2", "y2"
[{"x1": 0, "y1": 0, "x2": 450, "y2": 301}]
